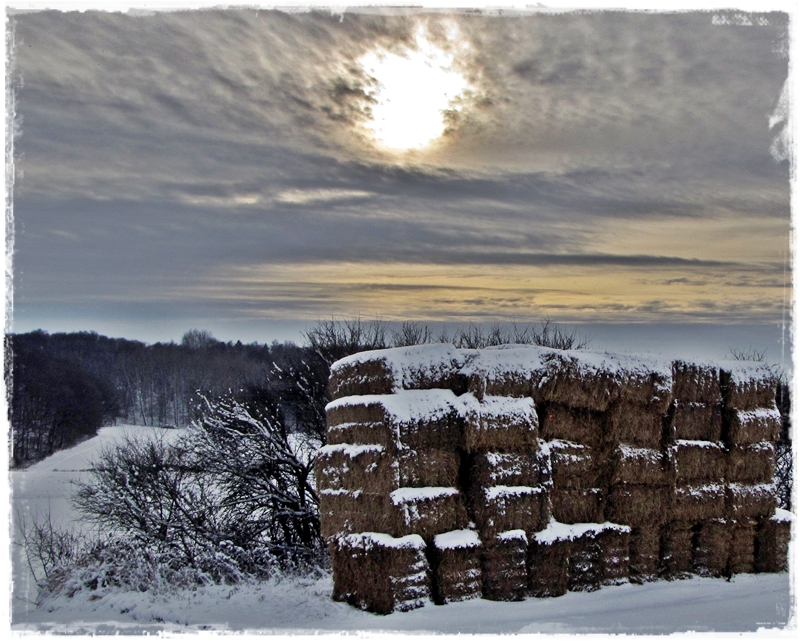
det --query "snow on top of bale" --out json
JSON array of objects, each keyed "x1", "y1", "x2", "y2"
[
  {"x1": 390, "y1": 486, "x2": 459, "y2": 506},
  {"x1": 484, "y1": 485, "x2": 545, "y2": 501},
  {"x1": 338, "y1": 531, "x2": 426, "y2": 551},
  {"x1": 477, "y1": 394, "x2": 535, "y2": 418},
  {"x1": 736, "y1": 406, "x2": 781, "y2": 422},
  {"x1": 715, "y1": 360, "x2": 777, "y2": 384},
  {"x1": 533, "y1": 520, "x2": 631, "y2": 544},
  {"x1": 772, "y1": 508, "x2": 794, "y2": 523},
  {"x1": 672, "y1": 439, "x2": 725, "y2": 450},
  {"x1": 727, "y1": 482, "x2": 776, "y2": 496},
  {"x1": 317, "y1": 443, "x2": 384, "y2": 457},
  {"x1": 496, "y1": 529, "x2": 528, "y2": 542},
  {"x1": 434, "y1": 529, "x2": 482, "y2": 550},
  {"x1": 326, "y1": 389, "x2": 464, "y2": 424}
]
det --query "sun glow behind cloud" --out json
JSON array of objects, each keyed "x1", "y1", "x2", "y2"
[{"x1": 359, "y1": 27, "x2": 470, "y2": 150}]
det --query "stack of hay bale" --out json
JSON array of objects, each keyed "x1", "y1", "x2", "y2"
[{"x1": 319, "y1": 344, "x2": 790, "y2": 615}]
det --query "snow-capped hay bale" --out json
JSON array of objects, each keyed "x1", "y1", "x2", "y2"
[
  {"x1": 397, "y1": 448, "x2": 461, "y2": 488},
  {"x1": 328, "y1": 344, "x2": 469, "y2": 400},
  {"x1": 606, "y1": 484, "x2": 672, "y2": 526},
  {"x1": 472, "y1": 485, "x2": 549, "y2": 539},
  {"x1": 467, "y1": 345, "x2": 545, "y2": 399},
  {"x1": 568, "y1": 534, "x2": 603, "y2": 592},
  {"x1": 725, "y1": 483, "x2": 777, "y2": 521},
  {"x1": 606, "y1": 402, "x2": 665, "y2": 450},
  {"x1": 430, "y1": 529, "x2": 482, "y2": 604},
  {"x1": 535, "y1": 351, "x2": 625, "y2": 412},
  {"x1": 539, "y1": 403, "x2": 606, "y2": 449},
  {"x1": 528, "y1": 523, "x2": 574, "y2": 598},
  {"x1": 723, "y1": 405, "x2": 781, "y2": 446},
  {"x1": 610, "y1": 445, "x2": 670, "y2": 486},
  {"x1": 671, "y1": 360, "x2": 722, "y2": 405},
  {"x1": 463, "y1": 394, "x2": 539, "y2": 453},
  {"x1": 596, "y1": 524, "x2": 631, "y2": 586},
  {"x1": 548, "y1": 439, "x2": 600, "y2": 489},
  {"x1": 754, "y1": 509, "x2": 792, "y2": 573},
  {"x1": 670, "y1": 402, "x2": 723, "y2": 442},
  {"x1": 551, "y1": 487, "x2": 606, "y2": 524},
  {"x1": 727, "y1": 442, "x2": 775, "y2": 485},
  {"x1": 718, "y1": 361, "x2": 779, "y2": 411},
  {"x1": 728, "y1": 519, "x2": 757, "y2": 575},
  {"x1": 693, "y1": 519, "x2": 732, "y2": 578},
  {"x1": 659, "y1": 521, "x2": 695, "y2": 579},
  {"x1": 319, "y1": 490, "x2": 393, "y2": 539},
  {"x1": 330, "y1": 532, "x2": 431, "y2": 614},
  {"x1": 672, "y1": 483, "x2": 725, "y2": 522},
  {"x1": 481, "y1": 530, "x2": 528, "y2": 602},
  {"x1": 468, "y1": 451, "x2": 543, "y2": 489},
  {"x1": 326, "y1": 390, "x2": 465, "y2": 452},
  {"x1": 315, "y1": 444, "x2": 390, "y2": 493},
  {"x1": 629, "y1": 525, "x2": 661, "y2": 583},
  {"x1": 390, "y1": 487, "x2": 469, "y2": 539},
  {"x1": 669, "y1": 440, "x2": 727, "y2": 484}
]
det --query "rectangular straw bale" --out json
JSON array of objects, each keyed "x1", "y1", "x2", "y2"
[
  {"x1": 611, "y1": 444, "x2": 670, "y2": 486},
  {"x1": 481, "y1": 530, "x2": 528, "y2": 601},
  {"x1": 315, "y1": 444, "x2": 393, "y2": 493},
  {"x1": 727, "y1": 442, "x2": 775, "y2": 485},
  {"x1": 326, "y1": 390, "x2": 465, "y2": 451},
  {"x1": 671, "y1": 360, "x2": 722, "y2": 405},
  {"x1": 430, "y1": 529, "x2": 482, "y2": 604},
  {"x1": 548, "y1": 439, "x2": 601, "y2": 489},
  {"x1": 535, "y1": 351, "x2": 622, "y2": 412},
  {"x1": 597, "y1": 525, "x2": 631, "y2": 586},
  {"x1": 754, "y1": 509, "x2": 792, "y2": 573},
  {"x1": 539, "y1": 403, "x2": 606, "y2": 448},
  {"x1": 669, "y1": 440, "x2": 727, "y2": 484},
  {"x1": 319, "y1": 490, "x2": 394, "y2": 539},
  {"x1": 670, "y1": 402, "x2": 723, "y2": 442},
  {"x1": 568, "y1": 534, "x2": 603, "y2": 592},
  {"x1": 719, "y1": 362, "x2": 778, "y2": 411},
  {"x1": 551, "y1": 487, "x2": 606, "y2": 524},
  {"x1": 606, "y1": 401, "x2": 665, "y2": 449},
  {"x1": 463, "y1": 394, "x2": 539, "y2": 453},
  {"x1": 472, "y1": 485, "x2": 549, "y2": 539},
  {"x1": 390, "y1": 487, "x2": 470, "y2": 539},
  {"x1": 629, "y1": 525, "x2": 661, "y2": 583},
  {"x1": 725, "y1": 483, "x2": 777, "y2": 520},
  {"x1": 693, "y1": 519, "x2": 732, "y2": 577},
  {"x1": 724, "y1": 405, "x2": 781, "y2": 446},
  {"x1": 659, "y1": 521, "x2": 695, "y2": 579},
  {"x1": 397, "y1": 448, "x2": 461, "y2": 488},
  {"x1": 468, "y1": 346, "x2": 546, "y2": 399},
  {"x1": 330, "y1": 532, "x2": 430, "y2": 614},
  {"x1": 607, "y1": 484, "x2": 672, "y2": 526},
  {"x1": 672, "y1": 483, "x2": 725, "y2": 522},
  {"x1": 528, "y1": 528, "x2": 573, "y2": 597},
  {"x1": 329, "y1": 357, "x2": 395, "y2": 400},
  {"x1": 468, "y1": 451, "x2": 543, "y2": 489},
  {"x1": 728, "y1": 519, "x2": 757, "y2": 575}
]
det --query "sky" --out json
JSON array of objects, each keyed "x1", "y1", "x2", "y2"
[{"x1": 4, "y1": 3, "x2": 795, "y2": 364}]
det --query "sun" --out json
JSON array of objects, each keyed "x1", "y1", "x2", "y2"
[{"x1": 359, "y1": 27, "x2": 470, "y2": 151}]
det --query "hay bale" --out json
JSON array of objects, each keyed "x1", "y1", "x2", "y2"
[
  {"x1": 568, "y1": 534, "x2": 603, "y2": 592},
  {"x1": 330, "y1": 532, "x2": 431, "y2": 614},
  {"x1": 468, "y1": 451, "x2": 543, "y2": 489},
  {"x1": 754, "y1": 508, "x2": 792, "y2": 573},
  {"x1": 467, "y1": 345, "x2": 545, "y2": 399},
  {"x1": 606, "y1": 484, "x2": 672, "y2": 526},
  {"x1": 481, "y1": 530, "x2": 528, "y2": 601},
  {"x1": 328, "y1": 344, "x2": 468, "y2": 400},
  {"x1": 693, "y1": 519, "x2": 732, "y2": 578},
  {"x1": 319, "y1": 490, "x2": 394, "y2": 539},
  {"x1": 430, "y1": 529, "x2": 482, "y2": 604},
  {"x1": 606, "y1": 401, "x2": 665, "y2": 449},
  {"x1": 670, "y1": 402, "x2": 723, "y2": 442},
  {"x1": 659, "y1": 521, "x2": 695, "y2": 579},
  {"x1": 724, "y1": 405, "x2": 781, "y2": 446},
  {"x1": 669, "y1": 440, "x2": 727, "y2": 484},
  {"x1": 463, "y1": 394, "x2": 539, "y2": 453},
  {"x1": 390, "y1": 487, "x2": 470, "y2": 539},
  {"x1": 547, "y1": 439, "x2": 601, "y2": 489},
  {"x1": 727, "y1": 442, "x2": 775, "y2": 485},
  {"x1": 725, "y1": 483, "x2": 777, "y2": 520},
  {"x1": 672, "y1": 483, "x2": 725, "y2": 522},
  {"x1": 397, "y1": 448, "x2": 461, "y2": 488},
  {"x1": 551, "y1": 487, "x2": 606, "y2": 524},
  {"x1": 471, "y1": 485, "x2": 549, "y2": 538},
  {"x1": 629, "y1": 525, "x2": 661, "y2": 583},
  {"x1": 535, "y1": 351, "x2": 624, "y2": 412},
  {"x1": 728, "y1": 519, "x2": 757, "y2": 575},
  {"x1": 539, "y1": 403, "x2": 606, "y2": 448},
  {"x1": 315, "y1": 444, "x2": 392, "y2": 493},
  {"x1": 596, "y1": 525, "x2": 631, "y2": 586},
  {"x1": 610, "y1": 444, "x2": 670, "y2": 486},
  {"x1": 528, "y1": 528, "x2": 572, "y2": 598},
  {"x1": 326, "y1": 390, "x2": 466, "y2": 451},
  {"x1": 671, "y1": 360, "x2": 722, "y2": 405},
  {"x1": 719, "y1": 362, "x2": 778, "y2": 411}
]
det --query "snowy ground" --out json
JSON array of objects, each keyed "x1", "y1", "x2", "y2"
[{"x1": 8, "y1": 425, "x2": 797, "y2": 635}]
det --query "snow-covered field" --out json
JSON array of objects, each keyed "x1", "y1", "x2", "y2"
[{"x1": 8, "y1": 426, "x2": 797, "y2": 634}]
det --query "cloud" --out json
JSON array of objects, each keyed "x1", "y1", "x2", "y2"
[{"x1": 274, "y1": 188, "x2": 373, "y2": 204}]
